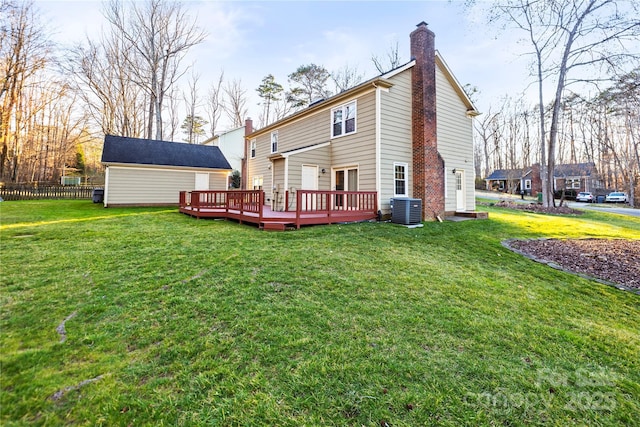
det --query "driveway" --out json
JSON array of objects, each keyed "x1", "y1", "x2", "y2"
[
  {"x1": 476, "y1": 191, "x2": 640, "y2": 218},
  {"x1": 567, "y1": 201, "x2": 640, "y2": 218}
]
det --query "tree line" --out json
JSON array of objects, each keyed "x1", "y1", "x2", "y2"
[
  {"x1": 2, "y1": 0, "x2": 637, "y2": 206},
  {"x1": 1, "y1": 0, "x2": 400, "y2": 184},
  {"x1": 472, "y1": 0, "x2": 639, "y2": 206},
  {"x1": 475, "y1": 69, "x2": 639, "y2": 194}
]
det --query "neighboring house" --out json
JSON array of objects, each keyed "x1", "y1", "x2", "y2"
[
  {"x1": 101, "y1": 135, "x2": 231, "y2": 207},
  {"x1": 203, "y1": 126, "x2": 245, "y2": 173},
  {"x1": 244, "y1": 22, "x2": 479, "y2": 220},
  {"x1": 484, "y1": 169, "x2": 524, "y2": 193},
  {"x1": 484, "y1": 162, "x2": 600, "y2": 195},
  {"x1": 553, "y1": 162, "x2": 600, "y2": 193},
  {"x1": 484, "y1": 164, "x2": 541, "y2": 195}
]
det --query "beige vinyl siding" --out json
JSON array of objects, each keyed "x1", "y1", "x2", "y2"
[
  {"x1": 285, "y1": 144, "x2": 331, "y2": 210},
  {"x1": 276, "y1": 110, "x2": 331, "y2": 154},
  {"x1": 247, "y1": 136, "x2": 271, "y2": 191},
  {"x1": 379, "y1": 69, "x2": 413, "y2": 213},
  {"x1": 209, "y1": 171, "x2": 230, "y2": 190},
  {"x1": 272, "y1": 158, "x2": 286, "y2": 209},
  {"x1": 331, "y1": 92, "x2": 377, "y2": 191},
  {"x1": 105, "y1": 166, "x2": 194, "y2": 206},
  {"x1": 435, "y1": 64, "x2": 476, "y2": 212},
  {"x1": 287, "y1": 144, "x2": 331, "y2": 191},
  {"x1": 248, "y1": 89, "x2": 378, "y2": 206}
]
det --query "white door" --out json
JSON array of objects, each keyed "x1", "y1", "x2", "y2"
[
  {"x1": 195, "y1": 173, "x2": 209, "y2": 190},
  {"x1": 455, "y1": 170, "x2": 466, "y2": 211},
  {"x1": 301, "y1": 165, "x2": 318, "y2": 210}
]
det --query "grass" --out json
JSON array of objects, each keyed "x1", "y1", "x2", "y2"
[{"x1": 1, "y1": 200, "x2": 639, "y2": 426}]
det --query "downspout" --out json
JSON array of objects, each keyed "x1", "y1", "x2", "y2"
[
  {"x1": 103, "y1": 166, "x2": 109, "y2": 207},
  {"x1": 284, "y1": 156, "x2": 289, "y2": 209},
  {"x1": 375, "y1": 84, "x2": 382, "y2": 213}
]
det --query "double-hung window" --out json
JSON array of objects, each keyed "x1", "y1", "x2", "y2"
[
  {"x1": 271, "y1": 131, "x2": 278, "y2": 153},
  {"x1": 250, "y1": 139, "x2": 256, "y2": 158},
  {"x1": 566, "y1": 178, "x2": 580, "y2": 189},
  {"x1": 331, "y1": 101, "x2": 356, "y2": 138},
  {"x1": 394, "y1": 162, "x2": 408, "y2": 197}
]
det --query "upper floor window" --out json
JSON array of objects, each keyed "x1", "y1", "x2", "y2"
[
  {"x1": 271, "y1": 131, "x2": 278, "y2": 153},
  {"x1": 250, "y1": 139, "x2": 256, "y2": 158},
  {"x1": 332, "y1": 101, "x2": 356, "y2": 138},
  {"x1": 394, "y1": 162, "x2": 408, "y2": 197}
]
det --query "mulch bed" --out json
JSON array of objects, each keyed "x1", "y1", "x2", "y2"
[
  {"x1": 491, "y1": 200, "x2": 583, "y2": 215},
  {"x1": 505, "y1": 239, "x2": 640, "y2": 293}
]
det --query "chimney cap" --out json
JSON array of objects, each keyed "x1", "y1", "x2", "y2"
[{"x1": 416, "y1": 21, "x2": 429, "y2": 28}]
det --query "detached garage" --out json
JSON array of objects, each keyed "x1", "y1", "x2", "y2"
[{"x1": 101, "y1": 135, "x2": 232, "y2": 207}]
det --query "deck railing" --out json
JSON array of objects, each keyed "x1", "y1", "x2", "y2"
[
  {"x1": 181, "y1": 190, "x2": 264, "y2": 216},
  {"x1": 295, "y1": 190, "x2": 378, "y2": 226},
  {"x1": 295, "y1": 190, "x2": 377, "y2": 212},
  {"x1": 180, "y1": 189, "x2": 377, "y2": 229}
]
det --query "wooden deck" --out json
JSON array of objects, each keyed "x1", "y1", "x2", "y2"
[{"x1": 179, "y1": 190, "x2": 378, "y2": 230}]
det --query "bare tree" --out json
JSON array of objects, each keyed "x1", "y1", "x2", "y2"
[
  {"x1": 68, "y1": 32, "x2": 146, "y2": 138},
  {"x1": 371, "y1": 41, "x2": 401, "y2": 74},
  {"x1": 224, "y1": 78, "x2": 248, "y2": 128},
  {"x1": 486, "y1": 0, "x2": 640, "y2": 207},
  {"x1": 0, "y1": 0, "x2": 51, "y2": 181},
  {"x1": 331, "y1": 63, "x2": 364, "y2": 92},
  {"x1": 205, "y1": 71, "x2": 224, "y2": 137},
  {"x1": 103, "y1": 0, "x2": 206, "y2": 140},
  {"x1": 182, "y1": 71, "x2": 204, "y2": 143},
  {"x1": 165, "y1": 86, "x2": 180, "y2": 142},
  {"x1": 474, "y1": 107, "x2": 501, "y2": 180}
]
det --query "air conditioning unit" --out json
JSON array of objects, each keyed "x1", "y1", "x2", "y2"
[{"x1": 390, "y1": 198, "x2": 422, "y2": 225}]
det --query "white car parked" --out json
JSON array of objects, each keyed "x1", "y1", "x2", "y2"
[
  {"x1": 576, "y1": 192, "x2": 594, "y2": 203},
  {"x1": 605, "y1": 192, "x2": 628, "y2": 203}
]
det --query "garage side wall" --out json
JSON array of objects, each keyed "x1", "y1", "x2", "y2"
[{"x1": 105, "y1": 166, "x2": 227, "y2": 206}]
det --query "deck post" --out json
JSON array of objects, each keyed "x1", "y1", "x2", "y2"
[
  {"x1": 259, "y1": 190, "x2": 264, "y2": 222},
  {"x1": 295, "y1": 191, "x2": 301, "y2": 229}
]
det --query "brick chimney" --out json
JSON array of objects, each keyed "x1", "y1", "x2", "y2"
[
  {"x1": 242, "y1": 118, "x2": 253, "y2": 190},
  {"x1": 411, "y1": 22, "x2": 444, "y2": 220}
]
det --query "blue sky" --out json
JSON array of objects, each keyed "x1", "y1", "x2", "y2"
[{"x1": 38, "y1": 0, "x2": 533, "y2": 131}]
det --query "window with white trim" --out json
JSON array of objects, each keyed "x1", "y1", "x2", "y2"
[
  {"x1": 393, "y1": 162, "x2": 408, "y2": 197},
  {"x1": 252, "y1": 176, "x2": 263, "y2": 190},
  {"x1": 566, "y1": 178, "x2": 580, "y2": 189},
  {"x1": 524, "y1": 179, "x2": 531, "y2": 190},
  {"x1": 250, "y1": 139, "x2": 256, "y2": 158},
  {"x1": 271, "y1": 131, "x2": 278, "y2": 153},
  {"x1": 331, "y1": 101, "x2": 356, "y2": 138}
]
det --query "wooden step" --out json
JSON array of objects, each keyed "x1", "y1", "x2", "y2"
[
  {"x1": 454, "y1": 211, "x2": 489, "y2": 219},
  {"x1": 262, "y1": 222, "x2": 287, "y2": 231}
]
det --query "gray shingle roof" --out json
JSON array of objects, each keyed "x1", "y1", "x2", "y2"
[
  {"x1": 485, "y1": 169, "x2": 523, "y2": 180},
  {"x1": 101, "y1": 135, "x2": 232, "y2": 170},
  {"x1": 553, "y1": 162, "x2": 596, "y2": 177}
]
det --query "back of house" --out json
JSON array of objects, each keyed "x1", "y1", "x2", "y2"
[{"x1": 245, "y1": 22, "x2": 478, "y2": 220}]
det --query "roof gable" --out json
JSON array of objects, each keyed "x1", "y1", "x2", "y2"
[
  {"x1": 553, "y1": 162, "x2": 596, "y2": 177},
  {"x1": 101, "y1": 135, "x2": 232, "y2": 170}
]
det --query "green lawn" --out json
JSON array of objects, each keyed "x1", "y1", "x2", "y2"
[{"x1": 1, "y1": 200, "x2": 639, "y2": 426}]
